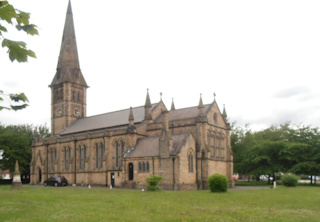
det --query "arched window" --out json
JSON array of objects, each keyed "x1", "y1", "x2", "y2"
[
  {"x1": 214, "y1": 133, "x2": 217, "y2": 157},
  {"x1": 142, "y1": 162, "x2": 146, "y2": 171},
  {"x1": 79, "y1": 145, "x2": 82, "y2": 169},
  {"x1": 84, "y1": 145, "x2": 87, "y2": 168},
  {"x1": 219, "y1": 133, "x2": 221, "y2": 158},
  {"x1": 188, "y1": 152, "x2": 194, "y2": 172},
  {"x1": 50, "y1": 149, "x2": 54, "y2": 171},
  {"x1": 121, "y1": 141, "x2": 125, "y2": 155},
  {"x1": 146, "y1": 162, "x2": 149, "y2": 171},
  {"x1": 100, "y1": 142, "x2": 104, "y2": 168},
  {"x1": 96, "y1": 143, "x2": 99, "y2": 168},
  {"x1": 64, "y1": 148, "x2": 67, "y2": 170},
  {"x1": 115, "y1": 141, "x2": 119, "y2": 168}
]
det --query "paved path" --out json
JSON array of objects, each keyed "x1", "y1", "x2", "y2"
[{"x1": 24, "y1": 184, "x2": 271, "y2": 191}]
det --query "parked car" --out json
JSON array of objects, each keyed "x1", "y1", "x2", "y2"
[{"x1": 44, "y1": 176, "x2": 68, "y2": 187}]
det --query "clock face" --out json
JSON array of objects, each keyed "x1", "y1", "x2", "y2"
[
  {"x1": 74, "y1": 108, "x2": 80, "y2": 117},
  {"x1": 56, "y1": 107, "x2": 62, "y2": 117}
]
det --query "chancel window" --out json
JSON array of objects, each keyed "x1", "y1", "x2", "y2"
[
  {"x1": 214, "y1": 134, "x2": 217, "y2": 157},
  {"x1": 84, "y1": 145, "x2": 87, "y2": 168},
  {"x1": 115, "y1": 142, "x2": 119, "y2": 168},
  {"x1": 188, "y1": 152, "x2": 194, "y2": 172},
  {"x1": 64, "y1": 148, "x2": 67, "y2": 170},
  {"x1": 64, "y1": 147, "x2": 70, "y2": 170},
  {"x1": 100, "y1": 143, "x2": 104, "y2": 168},
  {"x1": 96, "y1": 143, "x2": 99, "y2": 168},
  {"x1": 146, "y1": 162, "x2": 149, "y2": 171},
  {"x1": 121, "y1": 141, "x2": 125, "y2": 155},
  {"x1": 50, "y1": 149, "x2": 54, "y2": 171},
  {"x1": 79, "y1": 145, "x2": 82, "y2": 169},
  {"x1": 95, "y1": 143, "x2": 104, "y2": 169}
]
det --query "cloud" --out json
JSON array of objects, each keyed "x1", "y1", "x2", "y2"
[
  {"x1": 273, "y1": 86, "x2": 310, "y2": 99},
  {"x1": 2, "y1": 81, "x2": 21, "y2": 89}
]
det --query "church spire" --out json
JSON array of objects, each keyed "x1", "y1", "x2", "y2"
[
  {"x1": 50, "y1": 0, "x2": 87, "y2": 87},
  {"x1": 50, "y1": 1, "x2": 88, "y2": 135}
]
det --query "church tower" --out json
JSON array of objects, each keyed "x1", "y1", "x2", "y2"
[{"x1": 49, "y1": 1, "x2": 88, "y2": 135}]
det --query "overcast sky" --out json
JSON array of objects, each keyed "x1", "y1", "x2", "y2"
[{"x1": 1, "y1": 0, "x2": 319, "y2": 131}]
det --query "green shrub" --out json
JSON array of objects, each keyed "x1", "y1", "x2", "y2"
[
  {"x1": 208, "y1": 173, "x2": 228, "y2": 193},
  {"x1": 281, "y1": 174, "x2": 299, "y2": 187},
  {"x1": 146, "y1": 175, "x2": 164, "y2": 191}
]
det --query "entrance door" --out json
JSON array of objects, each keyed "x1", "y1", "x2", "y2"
[
  {"x1": 111, "y1": 173, "x2": 115, "y2": 187},
  {"x1": 129, "y1": 163, "x2": 134, "y2": 180},
  {"x1": 38, "y1": 168, "x2": 42, "y2": 183}
]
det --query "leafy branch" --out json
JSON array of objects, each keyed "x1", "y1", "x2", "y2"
[
  {"x1": 0, "y1": 90, "x2": 29, "y2": 111},
  {"x1": 0, "y1": 1, "x2": 38, "y2": 62}
]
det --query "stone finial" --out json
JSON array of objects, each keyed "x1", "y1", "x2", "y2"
[
  {"x1": 171, "y1": 98, "x2": 175, "y2": 111},
  {"x1": 144, "y1": 89, "x2": 152, "y2": 121},
  {"x1": 197, "y1": 94, "x2": 208, "y2": 123},
  {"x1": 127, "y1": 107, "x2": 137, "y2": 133}
]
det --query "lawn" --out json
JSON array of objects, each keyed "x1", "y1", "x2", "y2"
[{"x1": 0, "y1": 185, "x2": 319, "y2": 221}]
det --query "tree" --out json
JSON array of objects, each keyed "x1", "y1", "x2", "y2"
[
  {"x1": 231, "y1": 122, "x2": 320, "y2": 183},
  {"x1": 231, "y1": 122, "x2": 254, "y2": 177},
  {"x1": 0, "y1": 123, "x2": 50, "y2": 175},
  {"x1": 0, "y1": 1, "x2": 38, "y2": 62}
]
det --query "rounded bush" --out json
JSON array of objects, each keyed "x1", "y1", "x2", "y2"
[
  {"x1": 146, "y1": 175, "x2": 164, "y2": 191},
  {"x1": 208, "y1": 173, "x2": 228, "y2": 193},
  {"x1": 281, "y1": 174, "x2": 299, "y2": 187}
]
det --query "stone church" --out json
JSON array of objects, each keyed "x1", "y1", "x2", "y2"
[{"x1": 30, "y1": 1, "x2": 234, "y2": 190}]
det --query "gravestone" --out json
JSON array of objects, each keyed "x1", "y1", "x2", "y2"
[{"x1": 11, "y1": 160, "x2": 23, "y2": 189}]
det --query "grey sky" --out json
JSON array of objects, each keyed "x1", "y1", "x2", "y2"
[{"x1": 1, "y1": 0, "x2": 319, "y2": 132}]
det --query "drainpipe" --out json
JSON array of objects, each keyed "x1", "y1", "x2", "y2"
[
  {"x1": 172, "y1": 157, "x2": 175, "y2": 190},
  {"x1": 74, "y1": 138, "x2": 77, "y2": 185}
]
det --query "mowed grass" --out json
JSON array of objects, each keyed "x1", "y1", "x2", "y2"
[{"x1": 0, "y1": 186, "x2": 319, "y2": 222}]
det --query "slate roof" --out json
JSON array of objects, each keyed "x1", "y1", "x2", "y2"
[
  {"x1": 155, "y1": 104, "x2": 211, "y2": 122},
  {"x1": 124, "y1": 136, "x2": 159, "y2": 158},
  {"x1": 124, "y1": 132, "x2": 191, "y2": 158},
  {"x1": 170, "y1": 132, "x2": 191, "y2": 155},
  {"x1": 59, "y1": 104, "x2": 157, "y2": 135}
]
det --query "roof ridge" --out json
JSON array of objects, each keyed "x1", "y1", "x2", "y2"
[{"x1": 77, "y1": 103, "x2": 158, "y2": 120}]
